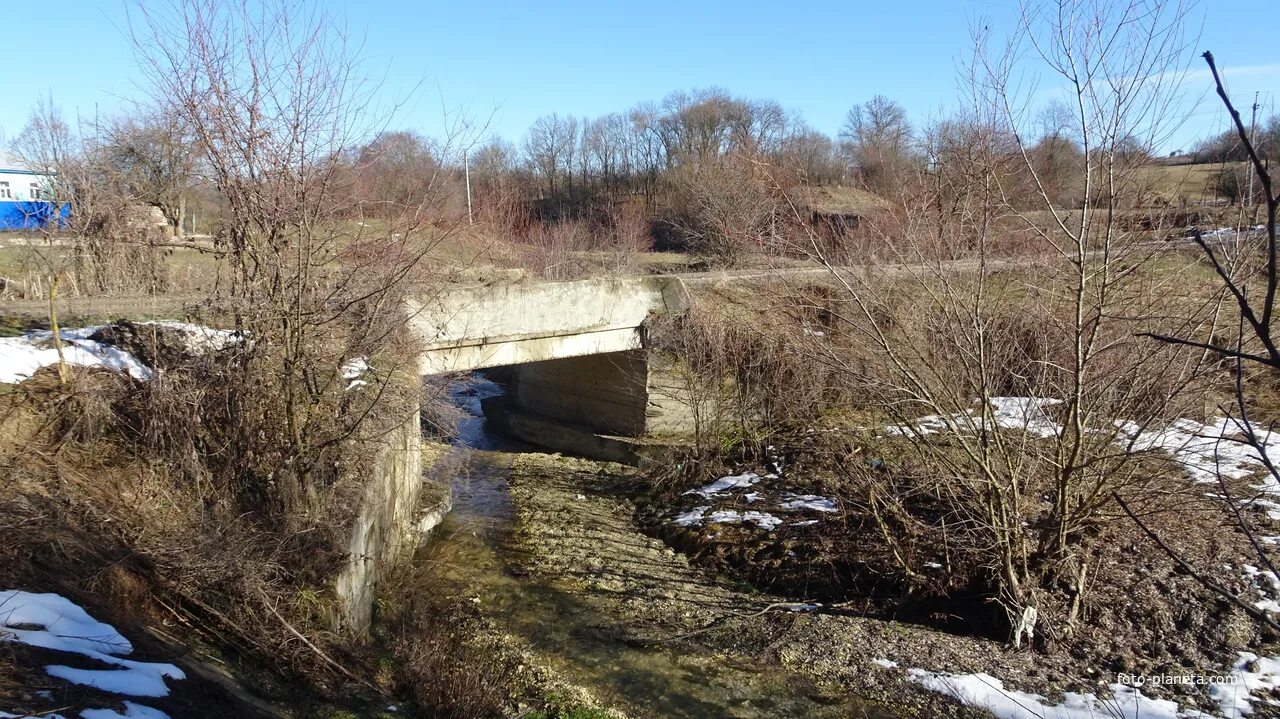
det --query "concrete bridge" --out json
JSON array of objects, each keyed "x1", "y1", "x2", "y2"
[
  {"x1": 407, "y1": 275, "x2": 699, "y2": 463},
  {"x1": 409, "y1": 275, "x2": 690, "y2": 374}
]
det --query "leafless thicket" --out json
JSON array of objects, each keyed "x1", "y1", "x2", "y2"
[
  {"x1": 128, "y1": 0, "x2": 464, "y2": 519},
  {"x1": 757, "y1": 0, "x2": 1223, "y2": 644},
  {"x1": 8, "y1": 101, "x2": 185, "y2": 303}
]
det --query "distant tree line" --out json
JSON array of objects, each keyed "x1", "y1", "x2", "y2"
[{"x1": 10, "y1": 83, "x2": 1186, "y2": 266}]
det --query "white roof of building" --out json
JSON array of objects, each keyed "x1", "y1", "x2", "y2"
[{"x1": 0, "y1": 150, "x2": 37, "y2": 174}]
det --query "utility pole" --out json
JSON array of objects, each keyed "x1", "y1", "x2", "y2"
[
  {"x1": 1245, "y1": 92, "x2": 1260, "y2": 220},
  {"x1": 464, "y1": 148, "x2": 474, "y2": 226}
]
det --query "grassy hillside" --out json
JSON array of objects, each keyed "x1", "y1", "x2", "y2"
[{"x1": 1132, "y1": 161, "x2": 1245, "y2": 204}]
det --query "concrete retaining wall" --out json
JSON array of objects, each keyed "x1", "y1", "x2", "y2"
[{"x1": 332, "y1": 408, "x2": 424, "y2": 636}]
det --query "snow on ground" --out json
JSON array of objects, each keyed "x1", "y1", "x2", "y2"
[
  {"x1": 673, "y1": 471, "x2": 838, "y2": 530},
  {"x1": 888, "y1": 399, "x2": 1280, "y2": 497},
  {"x1": 1208, "y1": 653, "x2": 1280, "y2": 717},
  {"x1": 705, "y1": 510, "x2": 784, "y2": 531},
  {"x1": 137, "y1": 320, "x2": 241, "y2": 353},
  {"x1": 0, "y1": 334, "x2": 152, "y2": 383},
  {"x1": 1117, "y1": 417, "x2": 1280, "y2": 486},
  {"x1": 341, "y1": 356, "x2": 371, "y2": 390},
  {"x1": 670, "y1": 504, "x2": 786, "y2": 531},
  {"x1": 778, "y1": 493, "x2": 838, "y2": 513},
  {"x1": 684, "y1": 471, "x2": 768, "y2": 498},
  {"x1": 898, "y1": 644, "x2": 1280, "y2": 718},
  {"x1": 1, "y1": 590, "x2": 182, "y2": 718},
  {"x1": 0, "y1": 322, "x2": 242, "y2": 384},
  {"x1": 885, "y1": 397, "x2": 1063, "y2": 440},
  {"x1": 907, "y1": 669, "x2": 1199, "y2": 719},
  {"x1": 672, "y1": 506, "x2": 710, "y2": 526},
  {"x1": 1241, "y1": 564, "x2": 1280, "y2": 613}
]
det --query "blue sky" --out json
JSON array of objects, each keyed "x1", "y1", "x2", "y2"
[{"x1": 3, "y1": 0, "x2": 1277, "y2": 154}]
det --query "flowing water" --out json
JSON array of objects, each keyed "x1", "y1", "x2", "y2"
[{"x1": 422, "y1": 376, "x2": 895, "y2": 718}]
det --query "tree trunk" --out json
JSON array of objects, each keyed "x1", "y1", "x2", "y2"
[{"x1": 175, "y1": 194, "x2": 186, "y2": 238}]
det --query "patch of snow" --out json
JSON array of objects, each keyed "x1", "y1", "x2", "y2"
[
  {"x1": 887, "y1": 397, "x2": 1064, "y2": 439},
  {"x1": 44, "y1": 665, "x2": 172, "y2": 698},
  {"x1": 989, "y1": 397, "x2": 1064, "y2": 438},
  {"x1": 0, "y1": 590, "x2": 183, "y2": 706},
  {"x1": 780, "y1": 603, "x2": 821, "y2": 612},
  {"x1": 743, "y1": 492, "x2": 762, "y2": 503},
  {"x1": 0, "y1": 335, "x2": 152, "y2": 384},
  {"x1": 888, "y1": 400, "x2": 1280, "y2": 509},
  {"x1": 138, "y1": 321, "x2": 240, "y2": 352},
  {"x1": 0, "y1": 321, "x2": 250, "y2": 384},
  {"x1": 684, "y1": 472, "x2": 766, "y2": 498},
  {"x1": 341, "y1": 356, "x2": 371, "y2": 390},
  {"x1": 907, "y1": 669, "x2": 1193, "y2": 719},
  {"x1": 871, "y1": 658, "x2": 899, "y2": 669},
  {"x1": 672, "y1": 506, "x2": 709, "y2": 527},
  {"x1": 0, "y1": 590, "x2": 131, "y2": 655},
  {"x1": 1117, "y1": 417, "x2": 1280, "y2": 485},
  {"x1": 705, "y1": 510, "x2": 784, "y2": 531},
  {"x1": 341, "y1": 356, "x2": 370, "y2": 380},
  {"x1": 1209, "y1": 652, "x2": 1280, "y2": 718},
  {"x1": 80, "y1": 703, "x2": 171, "y2": 719},
  {"x1": 792, "y1": 519, "x2": 820, "y2": 527},
  {"x1": 924, "y1": 561, "x2": 944, "y2": 569},
  {"x1": 1243, "y1": 565, "x2": 1280, "y2": 613},
  {"x1": 779, "y1": 493, "x2": 838, "y2": 513}
]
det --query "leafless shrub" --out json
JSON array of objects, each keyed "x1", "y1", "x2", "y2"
[
  {"x1": 377, "y1": 564, "x2": 518, "y2": 719},
  {"x1": 646, "y1": 288, "x2": 854, "y2": 459},
  {"x1": 660, "y1": 156, "x2": 778, "y2": 265},
  {"x1": 129, "y1": 0, "x2": 458, "y2": 523}
]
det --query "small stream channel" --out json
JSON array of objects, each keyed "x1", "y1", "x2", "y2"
[{"x1": 421, "y1": 375, "x2": 895, "y2": 718}]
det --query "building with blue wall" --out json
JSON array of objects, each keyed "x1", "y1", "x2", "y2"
[{"x1": 0, "y1": 150, "x2": 70, "y2": 230}]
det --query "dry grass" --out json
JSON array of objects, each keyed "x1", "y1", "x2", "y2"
[{"x1": 1131, "y1": 161, "x2": 1245, "y2": 204}]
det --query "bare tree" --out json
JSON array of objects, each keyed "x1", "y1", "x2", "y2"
[
  {"x1": 353, "y1": 130, "x2": 443, "y2": 214},
  {"x1": 103, "y1": 111, "x2": 197, "y2": 237},
  {"x1": 524, "y1": 113, "x2": 579, "y2": 199},
  {"x1": 839, "y1": 95, "x2": 915, "y2": 194}
]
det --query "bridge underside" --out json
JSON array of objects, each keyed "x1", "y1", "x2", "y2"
[
  {"x1": 420, "y1": 325, "x2": 644, "y2": 376},
  {"x1": 482, "y1": 350, "x2": 695, "y2": 464},
  {"x1": 410, "y1": 276, "x2": 693, "y2": 463}
]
